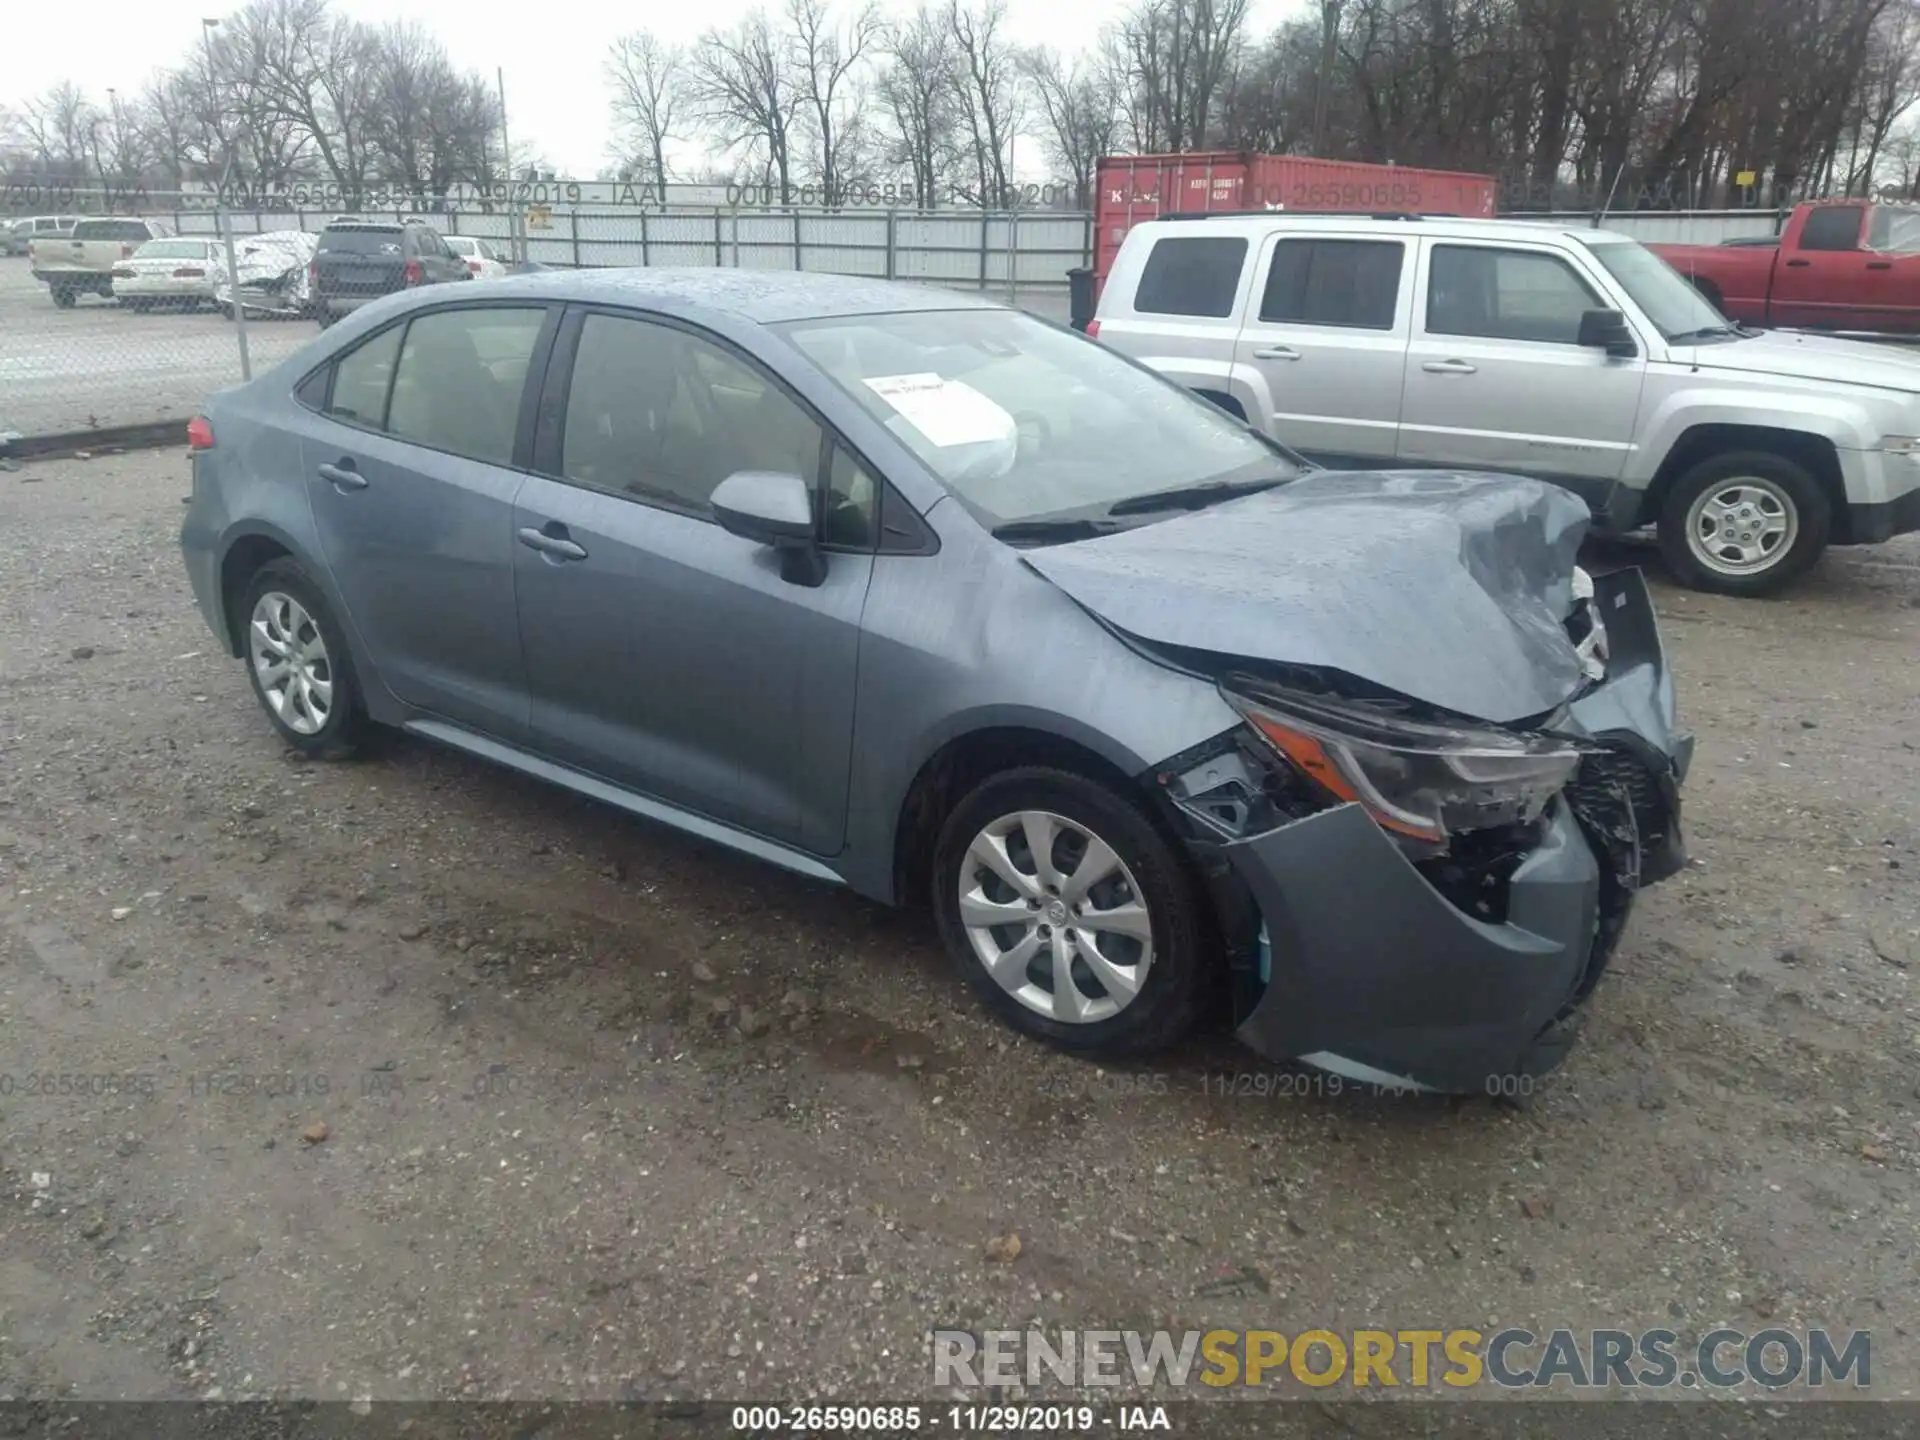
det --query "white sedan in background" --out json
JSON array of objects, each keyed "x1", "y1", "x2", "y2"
[
  {"x1": 112, "y1": 238, "x2": 224, "y2": 311},
  {"x1": 444, "y1": 235, "x2": 510, "y2": 278}
]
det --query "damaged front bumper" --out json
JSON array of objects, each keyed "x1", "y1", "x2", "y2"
[{"x1": 1189, "y1": 569, "x2": 1692, "y2": 1094}]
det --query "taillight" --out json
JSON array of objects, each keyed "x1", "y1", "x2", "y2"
[
  {"x1": 1085, "y1": 319, "x2": 1101, "y2": 339},
  {"x1": 174, "y1": 267, "x2": 206, "y2": 278},
  {"x1": 112, "y1": 266, "x2": 137, "y2": 278},
  {"x1": 121, "y1": 243, "x2": 135, "y2": 259},
  {"x1": 308, "y1": 259, "x2": 319, "y2": 286},
  {"x1": 404, "y1": 259, "x2": 423, "y2": 285},
  {"x1": 186, "y1": 416, "x2": 215, "y2": 450},
  {"x1": 468, "y1": 260, "x2": 482, "y2": 274}
]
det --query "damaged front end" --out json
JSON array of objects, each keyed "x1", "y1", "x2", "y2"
[{"x1": 1154, "y1": 568, "x2": 1692, "y2": 1095}]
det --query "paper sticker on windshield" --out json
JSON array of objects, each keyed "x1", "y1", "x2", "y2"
[{"x1": 863, "y1": 373, "x2": 1015, "y2": 448}]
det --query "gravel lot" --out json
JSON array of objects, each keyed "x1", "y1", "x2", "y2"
[
  {"x1": 0, "y1": 258, "x2": 1072, "y2": 440},
  {"x1": 0, "y1": 448, "x2": 1916, "y2": 1408}
]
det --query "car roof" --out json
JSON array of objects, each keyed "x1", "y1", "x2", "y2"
[
  {"x1": 434, "y1": 267, "x2": 1004, "y2": 324},
  {"x1": 1131, "y1": 213, "x2": 1635, "y2": 245}
]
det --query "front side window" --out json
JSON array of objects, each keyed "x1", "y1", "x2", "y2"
[
  {"x1": 1427, "y1": 246, "x2": 1605, "y2": 345},
  {"x1": 782, "y1": 307, "x2": 1301, "y2": 530},
  {"x1": 1133, "y1": 236, "x2": 1249, "y2": 318},
  {"x1": 1260, "y1": 239, "x2": 1404, "y2": 329},
  {"x1": 560, "y1": 314, "x2": 825, "y2": 514},
  {"x1": 379, "y1": 308, "x2": 545, "y2": 464},
  {"x1": 1867, "y1": 207, "x2": 1920, "y2": 253}
]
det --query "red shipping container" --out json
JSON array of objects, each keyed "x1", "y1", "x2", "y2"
[{"x1": 1093, "y1": 152, "x2": 1499, "y2": 288}]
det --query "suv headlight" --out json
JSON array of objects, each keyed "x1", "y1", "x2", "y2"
[{"x1": 1221, "y1": 681, "x2": 1582, "y2": 853}]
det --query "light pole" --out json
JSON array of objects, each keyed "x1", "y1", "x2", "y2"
[
  {"x1": 202, "y1": 17, "x2": 250, "y2": 379},
  {"x1": 104, "y1": 89, "x2": 118, "y2": 190}
]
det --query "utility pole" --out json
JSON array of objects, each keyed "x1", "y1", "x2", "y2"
[
  {"x1": 203, "y1": 17, "x2": 251, "y2": 380},
  {"x1": 497, "y1": 67, "x2": 521, "y2": 265}
]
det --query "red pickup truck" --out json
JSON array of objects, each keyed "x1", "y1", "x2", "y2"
[{"x1": 1650, "y1": 199, "x2": 1920, "y2": 334}]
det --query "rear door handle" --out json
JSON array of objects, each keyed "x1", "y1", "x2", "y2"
[
  {"x1": 1251, "y1": 345, "x2": 1301, "y2": 361},
  {"x1": 517, "y1": 525, "x2": 588, "y2": 561},
  {"x1": 1422, "y1": 360, "x2": 1478, "y2": 375},
  {"x1": 1786, "y1": 259, "x2": 1812, "y2": 268},
  {"x1": 317, "y1": 460, "x2": 367, "y2": 491}
]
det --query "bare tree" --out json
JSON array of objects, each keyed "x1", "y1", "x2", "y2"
[
  {"x1": 20, "y1": 82, "x2": 99, "y2": 184},
  {"x1": 234, "y1": 0, "x2": 379, "y2": 193},
  {"x1": 607, "y1": 30, "x2": 683, "y2": 202},
  {"x1": 1115, "y1": 0, "x2": 1251, "y2": 152},
  {"x1": 690, "y1": 10, "x2": 800, "y2": 202},
  {"x1": 364, "y1": 22, "x2": 496, "y2": 196},
  {"x1": 1020, "y1": 45, "x2": 1119, "y2": 205},
  {"x1": 876, "y1": 5, "x2": 960, "y2": 204},
  {"x1": 786, "y1": 0, "x2": 882, "y2": 198},
  {"x1": 946, "y1": 0, "x2": 1021, "y2": 204}
]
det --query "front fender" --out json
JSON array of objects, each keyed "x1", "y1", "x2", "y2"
[{"x1": 1630, "y1": 378, "x2": 1882, "y2": 490}]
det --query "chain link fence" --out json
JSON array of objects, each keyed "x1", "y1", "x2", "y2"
[{"x1": 1, "y1": 194, "x2": 1093, "y2": 442}]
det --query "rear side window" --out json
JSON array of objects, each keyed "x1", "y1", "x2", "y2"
[
  {"x1": 1427, "y1": 246, "x2": 1603, "y2": 346},
  {"x1": 385, "y1": 308, "x2": 548, "y2": 466},
  {"x1": 1132, "y1": 236, "x2": 1248, "y2": 318},
  {"x1": 1800, "y1": 206, "x2": 1864, "y2": 252},
  {"x1": 319, "y1": 227, "x2": 404, "y2": 255},
  {"x1": 1259, "y1": 239, "x2": 1404, "y2": 329},
  {"x1": 72, "y1": 219, "x2": 154, "y2": 242},
  {"x1": 326, "y1": 324, "x2": 406, "y2": 429}
]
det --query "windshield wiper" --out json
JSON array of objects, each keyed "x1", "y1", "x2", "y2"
[
  {"x1": 990, "y1": 516, "x2": 1126, "y2": 546},
  {"x1": 1667, "y1": 323, "x2": 1750, "y2": 344},
  {"x1": 1105, "y1": 476, "x2": 1290, "y2": 517}
]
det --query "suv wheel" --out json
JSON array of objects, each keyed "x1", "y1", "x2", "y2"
[
  {"x1": 931, "y1": 766, "x2": 1211, "y2": 1059},
  {"x1": 1656, "y1": 451, "x2": 1831, "y2": 597},
  {"x1": 239, "y1": 559, "x2": 367, "y2": 759},
  {"x1": 51, "y1": 284, "x2": 75, "y2": 308}
]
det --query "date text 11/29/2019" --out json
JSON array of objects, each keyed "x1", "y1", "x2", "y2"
[{"x1": 730, "y1": 1405, "x2": 1171, "y2": 1431}]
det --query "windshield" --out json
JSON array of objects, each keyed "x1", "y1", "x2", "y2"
[
  {"x1": 1868, "y1": 207, "x2": 1920, "y2": 253},
  {"x1": 1587, "y1": 239, "x2": 1732, "y2": 340},
  {"x1": 134, "y1": 239, "x2": 209, "y2": 260},
  {"x1": 779, "y1": 308, "x2": 1301, "y2": 529},
  {"x1": 72, "y1": 219, "x2": 157, "y2": 242}
]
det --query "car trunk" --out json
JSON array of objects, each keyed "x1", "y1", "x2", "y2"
[{"x1": 314, "y1": 231, "x2": 408, "y2": 300}]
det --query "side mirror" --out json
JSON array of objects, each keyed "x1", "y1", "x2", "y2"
[
  {"x1": 710, "y1": 470, "x2": 826, "y2": 586},
  {"x1": 1578, "y1": 308, "x2": 1639, "y2": 359}
]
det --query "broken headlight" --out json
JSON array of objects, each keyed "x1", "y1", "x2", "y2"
[{"x1": 1221, "y1": 681, "x2": 1582, "y2": 854}]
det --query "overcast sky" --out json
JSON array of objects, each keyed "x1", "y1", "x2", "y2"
[{"x1": 8, "y1": 0, "x2": 1308, "y2": 180}]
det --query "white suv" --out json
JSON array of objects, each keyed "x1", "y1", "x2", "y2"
[{"x1": 1092, "y1": 213, "x2": 1920, "y2": 595}]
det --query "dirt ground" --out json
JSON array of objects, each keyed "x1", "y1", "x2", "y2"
[{"x1": 1, "y1": 447, "x2": 1916, "y2": 1407}]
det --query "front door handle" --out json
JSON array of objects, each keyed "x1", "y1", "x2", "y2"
[
  {"x1": 317, "y1": 460, "x2": 367, "y2": 491},
  {"x1": 1422, "y1": 360, "x2": 1478, "y2": 375},
  {"x1": 1786, "y1": 258, "x2": 1812, "y2": 268},
  {"x1": 1868, "y1": 260, "x2": 1893, "y2": 270},
  {"x1": 517, "y1": 525, "x2": 588, "y2": 561},
  {"x1": 1251, "y1": 345, "x2": 1301, "y2": 361}
]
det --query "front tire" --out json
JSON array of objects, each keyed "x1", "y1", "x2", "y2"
[
  {"x1": 932, "y1": 766, "x2": 1212, "y2": 1059},
  {"x1": 239, "y1": 559, "x2": 368, "y2": 759},
  {"x1": 1656, "y1": 451, "x2": 1831, "y2": 597}
]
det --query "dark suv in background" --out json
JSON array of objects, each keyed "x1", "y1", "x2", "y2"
[{"x1": 309, "y1": 216, "x2": 469, "y2": 327}]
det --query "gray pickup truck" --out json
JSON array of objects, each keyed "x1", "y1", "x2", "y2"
[{"x1": 1091, "y1": 213, "x2": 1920, "y2": 595}]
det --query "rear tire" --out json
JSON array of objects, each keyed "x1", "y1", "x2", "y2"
[
  {"x1": 238, "y1": 559, "x2": 369, "y2": 760},
  {"x1": 51, "y1": 284, "x2": 75, "y2": 308},
  {"x1": 932, "y1": 766, "x2": 1212, "y2": 1059},
  {"x1": 1656, "y1": 450, "x2": 1831, "y2": 597}
]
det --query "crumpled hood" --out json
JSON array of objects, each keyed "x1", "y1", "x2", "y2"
[
  {"x1": 1020, "y1": 470, "x2": 1592, "y2": 725},
  {"x1": 1682, "y1": 329, "x2": 1920, "y2": 393}
]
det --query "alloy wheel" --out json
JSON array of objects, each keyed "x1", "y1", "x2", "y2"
[
  {"x1": 957, "y1": 810, "x2": 1154, "y2": 1025},
  {"x1": 249, "y1": 591, "x2": 334, "y2": 736},
  {"x1": 1685, "y1": 477, "x2": 1798, "y2": 577}
]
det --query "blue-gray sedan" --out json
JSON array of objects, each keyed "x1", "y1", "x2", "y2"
[{"x1": 180, "y1": 269, "x2": 1693, "y2": 1092}]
